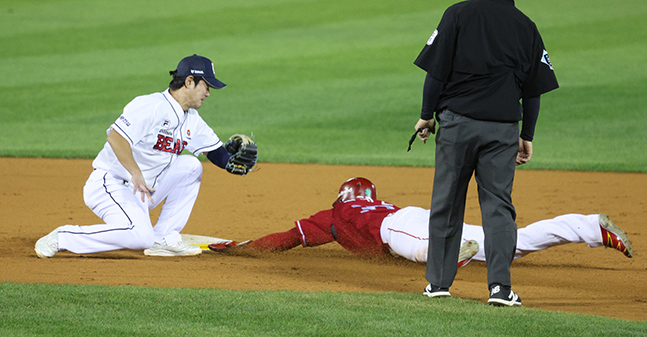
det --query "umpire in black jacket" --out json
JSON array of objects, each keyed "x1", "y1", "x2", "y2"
[{"x1": 413, "y1": 0, "x2": 558, "y2": 306}]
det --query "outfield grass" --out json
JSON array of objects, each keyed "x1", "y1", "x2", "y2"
[
  {"x1": 1, "y1": 0, "x2": 646, "y2": 170},
  {"x1": 1, "y1": 283, "x2": 645, "y2": 336}
]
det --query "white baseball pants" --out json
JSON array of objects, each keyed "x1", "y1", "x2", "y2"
[
  {"x1": 380, "y1": 207, "x2": 604, "y2": 263},
  {"x1": 57, "y1": 155, "x2": 203, "y2": 254}
]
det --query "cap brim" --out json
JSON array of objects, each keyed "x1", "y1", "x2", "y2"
[{"x1": 204, "y1": 77, "x2": 226, "y2": 89}]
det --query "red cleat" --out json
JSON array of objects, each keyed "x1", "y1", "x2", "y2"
[{"x1": 599, "y1": 214, "x2": 634, "y2": 258}]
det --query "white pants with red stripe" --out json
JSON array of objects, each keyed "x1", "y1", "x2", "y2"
[
  {"x1": 380, "y1": 206, "x2": 604, "y2": 263},
  {"x1": 57, "y1": 155, "x2": 202, "y2": 254}
]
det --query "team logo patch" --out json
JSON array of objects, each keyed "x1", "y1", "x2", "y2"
[
  {"x1": 187, "y1": 129, "x2": 191, "y2": 137},
  {"x1": 541, "y1": 49, "x2": 554, "y2": 70},
  {"x1": 426, "y1": 30, "x2": 438, "y2": 46}
]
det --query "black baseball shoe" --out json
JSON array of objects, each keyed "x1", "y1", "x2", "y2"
[
  {"x1": 423, "y1": 284, "x2": 451, "y2": 298},
  {"x1": 487, "y1": 284, "x2": 522, "y2": 306}
]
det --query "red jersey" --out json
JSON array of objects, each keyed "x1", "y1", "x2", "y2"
[{"x1": 294, "y1": 197, "x2": 400, "y2": 258}]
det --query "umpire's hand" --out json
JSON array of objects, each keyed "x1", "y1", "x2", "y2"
[
  {"x1": 516, "y1": 138, "x2": 533, "y2": 166},
  {"x1": 414, "y1": 118, "x2": 436, "y2": 143}
]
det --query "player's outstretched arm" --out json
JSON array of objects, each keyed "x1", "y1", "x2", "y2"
[
  {"x1": 247, "y1": 228, "x2": 303, "y2": 252},
  {"x1": 209, "y1": 228, "x2": 303, "y2": 255}
]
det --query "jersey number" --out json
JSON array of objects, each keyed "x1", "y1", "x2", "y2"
[{"x1": 352, "y1": 203, "x2": 396, "y2": 214}]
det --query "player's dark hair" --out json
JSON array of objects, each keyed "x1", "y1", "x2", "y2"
[{"x1": 168, "y1": 70, "x2": 204, "y2": 90}]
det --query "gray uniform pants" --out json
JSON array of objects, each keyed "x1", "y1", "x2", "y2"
[{"x1": 426, "y1": 110, "x2": 519, "y2": 289}]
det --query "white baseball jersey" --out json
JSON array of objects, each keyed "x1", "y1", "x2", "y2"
[{"x1": 92, "y1": 88, "x2": 222, "y2": 185}]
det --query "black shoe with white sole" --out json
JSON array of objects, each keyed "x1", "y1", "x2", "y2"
[
  {"x1": 487, "y1": 284, "x2": 522, "y2": 306},
  {"x1": 423, "y1": 284, "x2": 451, "y2": 298}
]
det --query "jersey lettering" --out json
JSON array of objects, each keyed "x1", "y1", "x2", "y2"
[
  {"x1": 153, "y1": 135, "x2": 166, "y2": 150},
  {"x1": 172, "y1": 139, "x2": 183, "y2": 154},
  {"x1": 158, "y1": 129, "x2": 172, "y2": 136},
  {"x1": 153, "y1": 134, "x2": 187, "y2": 155}
]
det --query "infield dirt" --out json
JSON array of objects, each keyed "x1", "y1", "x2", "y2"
[{"x1": 1, "y1": 158, "x2": 645, "y2": 321}]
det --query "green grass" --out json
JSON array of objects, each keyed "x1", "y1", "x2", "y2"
[
  {"x1": 1, "y1": 0, "x2": 645, "y2": 170},
  {"x1": 1, "y1": 283, "x2": 645, "y2": 337}
]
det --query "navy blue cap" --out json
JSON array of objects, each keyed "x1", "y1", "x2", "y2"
[{"x1": 175, "y1": 54, "x2": 226, "y2": 89}]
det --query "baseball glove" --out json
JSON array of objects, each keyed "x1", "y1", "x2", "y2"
[{"x1": 224, "y1": 134, "x2": 258, "y2": 175}]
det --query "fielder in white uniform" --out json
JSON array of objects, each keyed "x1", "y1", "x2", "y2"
[{"x1": 35, "y1": 54, "x2": 245, "y2": 258}]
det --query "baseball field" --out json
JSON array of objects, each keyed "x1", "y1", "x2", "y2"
[{"x1": 1, "y1": 0, "x2": 646, "y2": 335}]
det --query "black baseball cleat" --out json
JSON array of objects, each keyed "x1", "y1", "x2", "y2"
[
  {"x1": 487, "y1": 284, "x2": 522, "y2": 307},
  {"x1": 423, "y1": 284, "x2": 451, "y2": 298}
]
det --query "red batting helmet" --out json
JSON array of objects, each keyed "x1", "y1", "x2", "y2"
[{"x1": 336, "y1": 177, "x2": 377, "y2": 203}]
